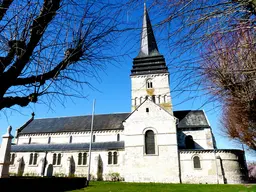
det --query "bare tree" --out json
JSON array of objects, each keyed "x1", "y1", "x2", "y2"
[
  {"x1": 0, "y1": 0, "x2": 121, "y2": 110},
  {"x1": 201, "y1": 25, "x2": 256, "y2": 150}
]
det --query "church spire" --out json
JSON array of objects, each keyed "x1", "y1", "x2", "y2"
[
  {"x1": 131, "y1": 4, "x2": 168, "y2": 76},
  {"x1": 137, "y1": 3, "x2": 160, "y2": 57}
]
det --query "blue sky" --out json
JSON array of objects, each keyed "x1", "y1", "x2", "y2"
[{"x1": 0, "y1": 2, "x2": 254, "y2": 162}]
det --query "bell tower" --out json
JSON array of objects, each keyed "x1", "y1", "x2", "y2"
[{"x1": 131, "y1": 3, "x2": 172, "y2": 114}]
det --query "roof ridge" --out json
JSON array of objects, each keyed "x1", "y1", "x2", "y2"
[{"x1": 34, "y1": 112, "x2": 130, "y2": 120}]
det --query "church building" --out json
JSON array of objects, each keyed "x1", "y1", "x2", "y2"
[{"x1": 9, "y1": 4, "x2": 247, "y2": 184}]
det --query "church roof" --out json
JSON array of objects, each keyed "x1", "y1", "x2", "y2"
[
  {"x1": 11, "y1": 141, "x2": 124, "y2": 152},
  {"x1": 174, "y1": 110, "x2": 210, "y2": 128},
  {"x1": 17, "y1": 110, "x2": 209, "y2": 135},
  {"x1": 131, "y1": 4, "x2": 168, "y2": 76},
  {"x1": 18, "y1": 113, "x2": 130, "y2": 134}
]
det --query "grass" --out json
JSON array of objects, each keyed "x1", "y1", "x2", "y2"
[{"x1": 69, "y1": 181, "x2": 256, "y2": 192}]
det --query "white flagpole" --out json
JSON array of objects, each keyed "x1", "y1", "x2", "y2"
[{"x1": 87, "y1": 99, "x2": 95, "y2": 185}]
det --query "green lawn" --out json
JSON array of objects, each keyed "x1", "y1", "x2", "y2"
[{"x1": 69, "y1": 181, "x2": 256, "y2": 192}]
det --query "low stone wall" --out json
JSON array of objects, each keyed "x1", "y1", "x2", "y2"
[{"x1": 0, "y1": 176, "x2": 87, "y2": 192}]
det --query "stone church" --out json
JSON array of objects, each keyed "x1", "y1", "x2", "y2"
[{"x1": 9, "y1": 4, "x2": 247, "y2": 184}]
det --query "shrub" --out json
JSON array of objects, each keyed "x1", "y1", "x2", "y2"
[
  {"x1": 54, "y1": 173, "x2": 66, "y2": 177},
  {"x1": 248, "y1": 162, "x2": 256, "y2": 183},
  {"x1": 9, "y1": 172, "x2": 17, "y2": 176},
  {"x1": 105, "y1": 172, "x2": 123, "y2": 181}
]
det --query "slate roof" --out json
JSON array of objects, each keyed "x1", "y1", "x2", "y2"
[
  {"x1": 18, "y1": 113, "x2": 130, "y2": 134},
  {"x1": 136, "y1": 4, "x2": 160, "y2": 58},
  {"x1": 11, "y1": 141, "x2": 124, "y2": 152},
  {"x1": 17, "y1": 110, "x2": 210, "y2": 135},
  {"x1": 174, "y1": 110, "x2": 210, "y2": 128}
]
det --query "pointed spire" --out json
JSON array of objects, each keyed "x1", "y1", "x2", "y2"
[
  {"x1": 137, "y1": 3, "x2": 160, "y2": 57},
  {"x1": 131, "y1": 3, "x2": 168, "y2": 76}
]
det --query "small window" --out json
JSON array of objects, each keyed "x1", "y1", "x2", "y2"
[
  {"x1": 93, "y1": 135, "x2": 96, "y2": 142},
  {"x1": 140, "y1": 97, "x2": 143, "y2": 104},
  {"x1": 69, "y1": 136, "x2": 73, "y2": 144},
  {"x1": 108, "y1": 151, "x2": 118, "y2": 165},
  {"x1": 33, "y1": 153, "x2": 38, "y2": 165},
  {"x1": 82, "y1": 153, "x2": 87, "y2": 165},
  {"x1": 78, "y1": 153, "x2": 82, "y2": 165},
  {"x1": 146, "y1": 79, "x2": 153, "y2": 89},
  {"x1": 48, "y1": 137, "x2": 51, "y2": 144},
  {"x1": 113, "y1": 152, "x2": 118, "y2": 164},
  {"x1": 28, "y1": 137, "x2": 31, "y2": 144},
  {"x1": 117, "y1": 134, "x2": 120, "y2": 141},
  {"x1": 158, "y1": 95, "x2": 160, "y2": 103},
  {"x1": 152, "y1": 95, "x2": 156, "y2": 103},
  {"x1": 29, "y1": 153, "x2": 33, "y2": 165},
  {"x1": 57, "y1": 153, "x2": 61, "y2": 165},
  {"x1": 193, "y1": 156, "x2": 201, "y2": 169},
  {"x1": 10, "y1": 153, "x2": 15, "y2": 165},
  {"x1": 145, "y1": 130, "x2": 155, "y2": 154},
  {"x1": 146, "y1": 108, "x2": 149, "y2": 112},
  {"x1": 163, "y1": 95, "x2": 167, "y2": 103},
  {"x1": 108, "y1": 152, "x2": 112, "y2": 164},
  {"x1": 53, "y1": 153, "x2": 57, "y2": 165}
]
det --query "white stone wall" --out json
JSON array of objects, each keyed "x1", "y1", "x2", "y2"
[
  {"x1": 131, "y1": 73, "x2": 172, "y2": 112},
  {"x1": 16, "y1": 131, "x2": 123, "y2": 145},
  {"x1": 124, "y1": 100, "x2": 180, "y2": 183},
  {"x1": 179, "y1": 150, "x2": 246, "y2": 184},
  {"x1": 9, "y1": 150, "x2": 125, "y2": 180},
  {"x1": 177, "y1": 128, "x2": 214, "y2": 149}
]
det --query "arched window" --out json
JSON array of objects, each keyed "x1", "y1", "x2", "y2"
[
  {"x1": 28, "y1": 137, "x2": 31, "y2": 144},
  {"x1": 48, "y1": 137, "x2": 51, "y2": 144},
  {"x1": 82, "y1": 153, "x2": 87, "y2": 165},
  {"x1": 158, "y1": 95, "x2": 161, "y2": 103},
  {"x1": 140, "y1": 97, "x2": 143, "y2": 104},
  {"x1": 113, "y1": 152, "x2": 118, "y2": 164},
  {"x1": 52, "y1": 153, "x2": 57, "y2": 165},
  {"x1": 10, "y1": 153, "x2": 15, "y2": 164},
  {"x1": 193, "y1": 156, "x2": 201, "y2": 169},
  {"x1": 152, "y1": 95, "x2": 156, "y2": 103},
  {"x1": 185, "y1": 135, "x2": 195, "y2": 149},
  {"x1": 145, "y1": 130, "x2": 155, "y2": 154},
  {"x1": 78, "y1": 153, "x2": 82, "y2": 165},
  {"x1": 29, "y1": 153, "x2": 33, "y2": 165},
  {"x1": 163, "y1": 95, "x2": 167, "y2": 103},
  {"x1": 33, "y1": 153, "x2": 38, "y2": 165},
  {"x1": 117, "y1": 134, "x2": 120, "y2": 141},
  {"x1": 146, "y1": 79, "x2": 153, "y2": 89},
  {"x1": 93, "y1": 135, "x2": 96, "y2": 142},
  {"x1": 69, "y1": 136, "x2": 73, "y2": 143},
  {"x1": 108, "y1": 152, "x2": 112, "y2": 164},
  {"x1": 57, "y1": 153, "x2": 61, "y2": 165}
]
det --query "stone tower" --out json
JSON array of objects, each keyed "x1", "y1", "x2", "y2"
[
  {"x1": 124, "y1": 4, "x2": 180, "y2": 183},
  {"x1": 131, "y1": 3, "x2": 172, "y2": 114}
]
